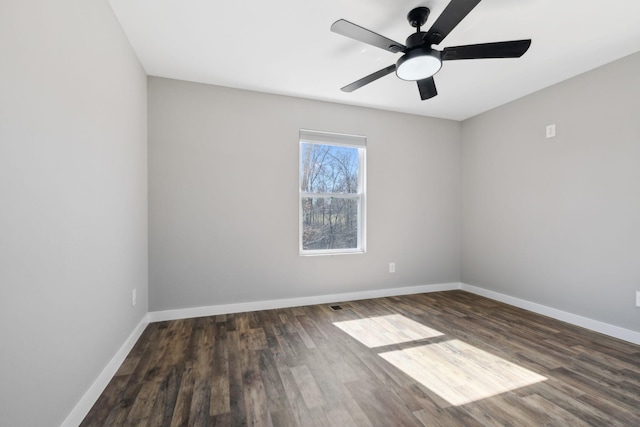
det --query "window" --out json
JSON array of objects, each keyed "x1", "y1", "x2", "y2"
[{"x1": 299, "y1": 129, "x2": 366, "y2": 255}]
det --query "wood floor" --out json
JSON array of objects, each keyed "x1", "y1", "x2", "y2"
[{"x1": 81, "y1": 291, "x2": 640, "y2": 426}]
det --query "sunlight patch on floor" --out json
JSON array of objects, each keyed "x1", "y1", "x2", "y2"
[
  {"x1": 379, "y1": 339, "x2": 547, "y2": 406},
  {"x1": 333, "y1": 314, "x2": 444, "y2": 348}
]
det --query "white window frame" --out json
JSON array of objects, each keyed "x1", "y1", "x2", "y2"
[{"x1": 299, "y1": 129, "x2": 367, "y2": 256}]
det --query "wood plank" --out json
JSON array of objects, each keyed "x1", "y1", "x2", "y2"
[
  {"x1": 188, "y1": 317, "x2": 214, "y2": 425},
  {"x1": 290, "y1": 365, "x2": 325, "y2": 409},
  {"x1": 147, "y1": 364, "x2": 182, "y2": 426},
  {"x1": 209, "y1": 321, "x2": 230, "y2": 416},
  {"x1": 169, "y1": 363, "x2": 195, "y2": 426},
  {"x1": 226, "y1": 330, "x2": 247, "y2": 426}
]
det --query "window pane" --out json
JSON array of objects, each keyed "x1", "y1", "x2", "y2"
[
  {"x1": 300, "y1": 143, "x2": 359, "y2": 194},
  {"x1": 301, "y1": 197, "x2": 359, "y2": 250}
]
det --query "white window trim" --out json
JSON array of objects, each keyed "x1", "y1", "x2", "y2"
[{"x1": 299, "y1": 129, "x2": 367, "y2": 256}]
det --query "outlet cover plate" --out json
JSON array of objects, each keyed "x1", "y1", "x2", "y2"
[{"x1": 546, "y1": 124, "x2": 556, "y2": 138}]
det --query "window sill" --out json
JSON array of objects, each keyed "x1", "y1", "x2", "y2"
[{"x1": 299, "y1": 248, "x2": 366, "y2": 256}]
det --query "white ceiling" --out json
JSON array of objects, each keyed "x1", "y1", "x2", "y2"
[{"x1": 108, "y1": 0, "x2": 640, "y2": 121}]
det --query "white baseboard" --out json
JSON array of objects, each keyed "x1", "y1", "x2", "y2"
[
  {"x1": 148, "y1": 282, "x2": 461, "y2": 322},
  {"x1": 149, "y1": 283, "x2": 640, "y2": 345},
  {"x1": 63, "y1": 281, "x2": 640, "y2": 426},
  {"x1": 461, "y1": 283, "x2": 640, "y2": 346},
  {"x1": 61, "y1": 314, "x2": 150, "y2": 427},
  {"x1": 60, "y1": 283, "x2": 457, "y2": 426}
]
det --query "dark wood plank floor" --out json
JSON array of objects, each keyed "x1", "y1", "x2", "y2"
[{"x1": 81, "y1": 291, "x2": 640, "y2": 426}]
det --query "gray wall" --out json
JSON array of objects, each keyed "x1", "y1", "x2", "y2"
[
  {"x1": 148, "y1": 77, "x2": 461, "y2": 311},
  {"x1": 461, "y1": 52, "x2": 640, "y2": 332},
  {"x1": 0, "y1": 1, "x2": 148, "y2": 425}
]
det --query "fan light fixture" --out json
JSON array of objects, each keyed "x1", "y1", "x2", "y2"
[{"x1": 396, "y1": 48, "x2": 442, "y2": 81}]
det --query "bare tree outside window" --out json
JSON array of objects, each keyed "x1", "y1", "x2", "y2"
[{"x1": 299, "y1": 136, "x2": 365, "y2": 254}]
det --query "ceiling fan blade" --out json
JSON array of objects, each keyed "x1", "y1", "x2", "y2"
[
  {"x1": 417, "y1": 77, "x2": 438, "y2": 100},
  {"x1": 331, "y1": 19, "x2": 406, "y2": 53},
  {"x1": 442, "y1": 39, "x2": 531, "y2": 60},
  {"x1": 341, "y1": 64, "x2": 397, "y2": 92},
  {"x1": 426, "y1": 0, "x2": 482, "y2": 45}
]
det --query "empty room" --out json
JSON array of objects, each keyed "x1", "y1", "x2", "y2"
[{"x1": 2, "y1": 0, "x2": 640, "y2": 426}]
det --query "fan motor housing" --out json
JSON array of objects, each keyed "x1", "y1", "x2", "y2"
[{"x1": 406, "y1": 32, "x2": 428, "y2": 49}]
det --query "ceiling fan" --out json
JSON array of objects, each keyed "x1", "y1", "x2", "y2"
[{"x1": 331, "y1": 0, "x2": 531, "y2": 100}]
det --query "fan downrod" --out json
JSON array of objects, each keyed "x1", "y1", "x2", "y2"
[{"x1": 407, "y1": 7, "x2": 430, "y2": 30}]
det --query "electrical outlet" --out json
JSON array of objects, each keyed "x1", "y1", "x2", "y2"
[
  {"x1": 132, "y1": 289, "x2": 137, "y2": 307},
  {"x1": 389, "y1": 262, "x2": 396, "y2": 273},
  {"x1": 636, "y1": 291, "x2": 640, "y2": 307},
  {"x1": 546, "y1": 124, "x2": 556, "y2": 138}
]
